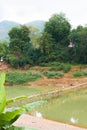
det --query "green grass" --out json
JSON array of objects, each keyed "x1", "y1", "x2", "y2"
[
  {"x1": 6, "y1": 71, "x2": 42, "y2": 85},
  {"x1": 43, "y1": 71, "x2": 64, "y2": 78},
  {"x1": 40, "y1": 62, "x2": 72, "y2": 73},
  {"x1": 31, "y1": 88, "x2": 87, "y2": 128}
]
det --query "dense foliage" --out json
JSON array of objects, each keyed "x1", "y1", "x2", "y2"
[
  {"x1": 1, "y1": 13, "x2": 87, "y2": 67},
  {"x1": 7, "y1": 25, "x2": 34, "y2": 68},
  {"x1": 73, "y1": 71, "x2": 87, "y2": 77},
  {"x1": 0, "y1": 41, "x2": 9, "y2": 60},
  {"x1": 6, "y1": 71, "x2": 42, "y2": 85},
  {"x1": 43, "y1": 71, "x2": 64, "y2": 78},
  {"x1": 69, "y1": 25, "x2": 87, "y2": 63},
  {"x1": 39, "y1": 13, "x2": 71, "y2": 62},
  {"x1": 44, "y1": 13, "x2": 71, "y2": 44}
]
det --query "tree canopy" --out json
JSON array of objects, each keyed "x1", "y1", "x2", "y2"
[
  {"x1": 44, "y1": 13, "x2": 71, "y2": 44},
  {"x1": 38, "y1": 13, "x2": 71, "y2": 62},
  {"x1": 2, "y1": 13, "x2": 87, "y2": 67},
  {"x1": 69, "y1": 26, "x2": 87, "y2": 63},
  {"x1": 8, "y1": 25, "x2": 33, "y2": 67}
]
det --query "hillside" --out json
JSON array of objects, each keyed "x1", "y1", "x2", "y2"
[
  {"x1": 26, "y1": 20, "x2": 45, "y2": 32},
  {"x1": 0, "y1": 20, "x2": 45, "y2": 41},
  {"x1": 0, "y1": 20, "x2": 20, "y2": 41}
]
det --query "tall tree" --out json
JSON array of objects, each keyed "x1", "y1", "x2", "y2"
[
  {"x1": 44, "y1": 13, "x2": 71, "y2": 45},
  {"x1": 38, "y1": 13, "x2": 71, "y2": 63},
  {"x1": 69, "y1": 25, "x2": 87, "y2": 63},
  {"x1": 8, "y1": 25, "x2": 33, "y2": 67},
  {"x1": 0, "y1": 42, "x2": 8, "y2": 60}
]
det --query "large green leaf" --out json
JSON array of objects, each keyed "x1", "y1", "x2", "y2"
[
  {"x1": 0, "y1": 100, "x2": 45, "y2": 129},
  {"x1": 0, "y1": 73, "x2": 6, "y2": 114},
  {"x1": 0, "y1": 107, "x2": 23, "y2": 128}
]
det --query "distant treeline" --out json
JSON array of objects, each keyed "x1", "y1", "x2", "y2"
[{"x1": 0, "y1": 13, "x2": 87, "y2": 68}]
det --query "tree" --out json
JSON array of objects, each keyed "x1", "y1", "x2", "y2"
[
  {"x1": 8, "y1": 25, "x2": 33, "y2": 67},
  {"x1": 29, "y1": 25, "x2": 41, "y2": 48},
  {"x1": 40, "y1": 32, "x2": 55, "y2": 54},
  {"x1": 78, "y1": 27, "x2": 87, "y2": 63},
  {"x1": 0, "y1": 41, "x2": 9, "y2": 60},
  {"x1": 38, "y1": 13, "x2": 71, "y2": 63},
  {"x1": 69, "y1": 25, "x2": 87, "y2": 63},
  {"x1": 44, "y1": 13, "x2": 71, "y2": 45}
]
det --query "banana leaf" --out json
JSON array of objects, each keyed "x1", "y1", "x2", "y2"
[
  {"x1": 0, "y1": 73, "x2": 6, "y2": 114},
  {"x1": 0, "y1": 100, "x2": 45, "y2": 129}
]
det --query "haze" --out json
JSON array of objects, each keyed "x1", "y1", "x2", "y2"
[{"x1": 0, "y1": 0, "x2": 87, "y2": 27}]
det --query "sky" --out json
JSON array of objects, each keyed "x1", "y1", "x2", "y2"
[{"x1": 0, "y1": 0, "x2": 87, "y2": 27}]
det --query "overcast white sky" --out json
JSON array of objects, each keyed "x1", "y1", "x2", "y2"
[{"x1": 0, "y1": 0, "x2": 87, "y2": 27}]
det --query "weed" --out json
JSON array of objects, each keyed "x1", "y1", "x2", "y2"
[
  {"x1": 43, "y1": 71, "x2": 64, "y2": 78},
  {"x1": 73, "y1": 71, "x2": 87, "y2": 77},
  {"x1": 6, "y1": 71, "x2": 42, "y2": 85}
]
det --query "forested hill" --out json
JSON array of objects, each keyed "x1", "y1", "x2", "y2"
[
  {"x1": 0, "y1": 20, "x2": 45, "y2": 41},
  {"x1": 0, "y1": 20, "x2": 20, "y2": 41},
  {"x1": 26, "y1": 20, "x2": 45, "y2": 32}
]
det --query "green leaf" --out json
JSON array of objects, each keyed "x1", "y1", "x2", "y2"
[
  {"x1": 0, "y1": 100, "x2": 46, "y2": 129},
  {"x1": 0, "y1": 73, "x2": 6, "y2": 114},
  {"x1": 0, "y1": 107, "x2": 24, "y2": 128}
]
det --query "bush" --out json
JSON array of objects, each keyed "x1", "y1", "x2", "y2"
[
  {"x1": 7, "y1": 54, "x2": 19, "y2": 68},
  {"x1": 7, "y1": 54, "x2": 34, "y2": 68},
  {"x1": 73, "y1": 71, "x2": 87, "y2": 77},
  {"x1": 6, "y1": 71, "x2": 42, "y2": 85},
  {"x1": 49, "y1": 67, "x2": 61, "y2": 71},
  {"x1": 63, "y1": 64, "x2": 71, "y2": 73},
  {"x1": 49, "y1": 63, "x2": 71, "y2": 73},
  {"x1": 39, "y1": 61, "x2": 61, "y2": 67},
  {"x1": 43, "y1": 71, "x2": 64, "y2": 78}
]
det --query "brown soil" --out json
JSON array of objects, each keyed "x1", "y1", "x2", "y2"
[
  {"x1": 0, "y1": 62, "x2": 11, "y2": 71},
  {"x1": 0, "y1": 62, "x2": 87, "y2": 88},
  {"x1": 28, "y1": 68, "x2": 87, "y2": 88}
]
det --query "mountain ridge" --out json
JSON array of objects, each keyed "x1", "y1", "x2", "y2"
[{"x1": 0, "y1": 20, "x2": 45, "y2": 41}]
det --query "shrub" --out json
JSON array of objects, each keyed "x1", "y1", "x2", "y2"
[
  {"x1": 49, "y1": 63, "x2": 71, "y2": 73},
  {"x1": 49, "y1": 67, "x2": 60, "y2": 71},
  {"x1": 39, "y1": 62, "x2": 61, "y2": 67},
  {"x1": 63, "y1": 64, "x2": 71, "y2": 73},
  {"x1": 7, "y1": 54, "x2": 19, "y2": 68},
  {"x1": 43, "y1": 71, "x2": 64, "y2": 78},
  {"x1": 73, "y1": 71, "x2": 87, "y2": 77},
  {"x1": 6, "y1": 71, "x2": 42, "y2": 85},
  {"x1": 83, "y1": 71, "x2": 87, "y2": 76}
]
